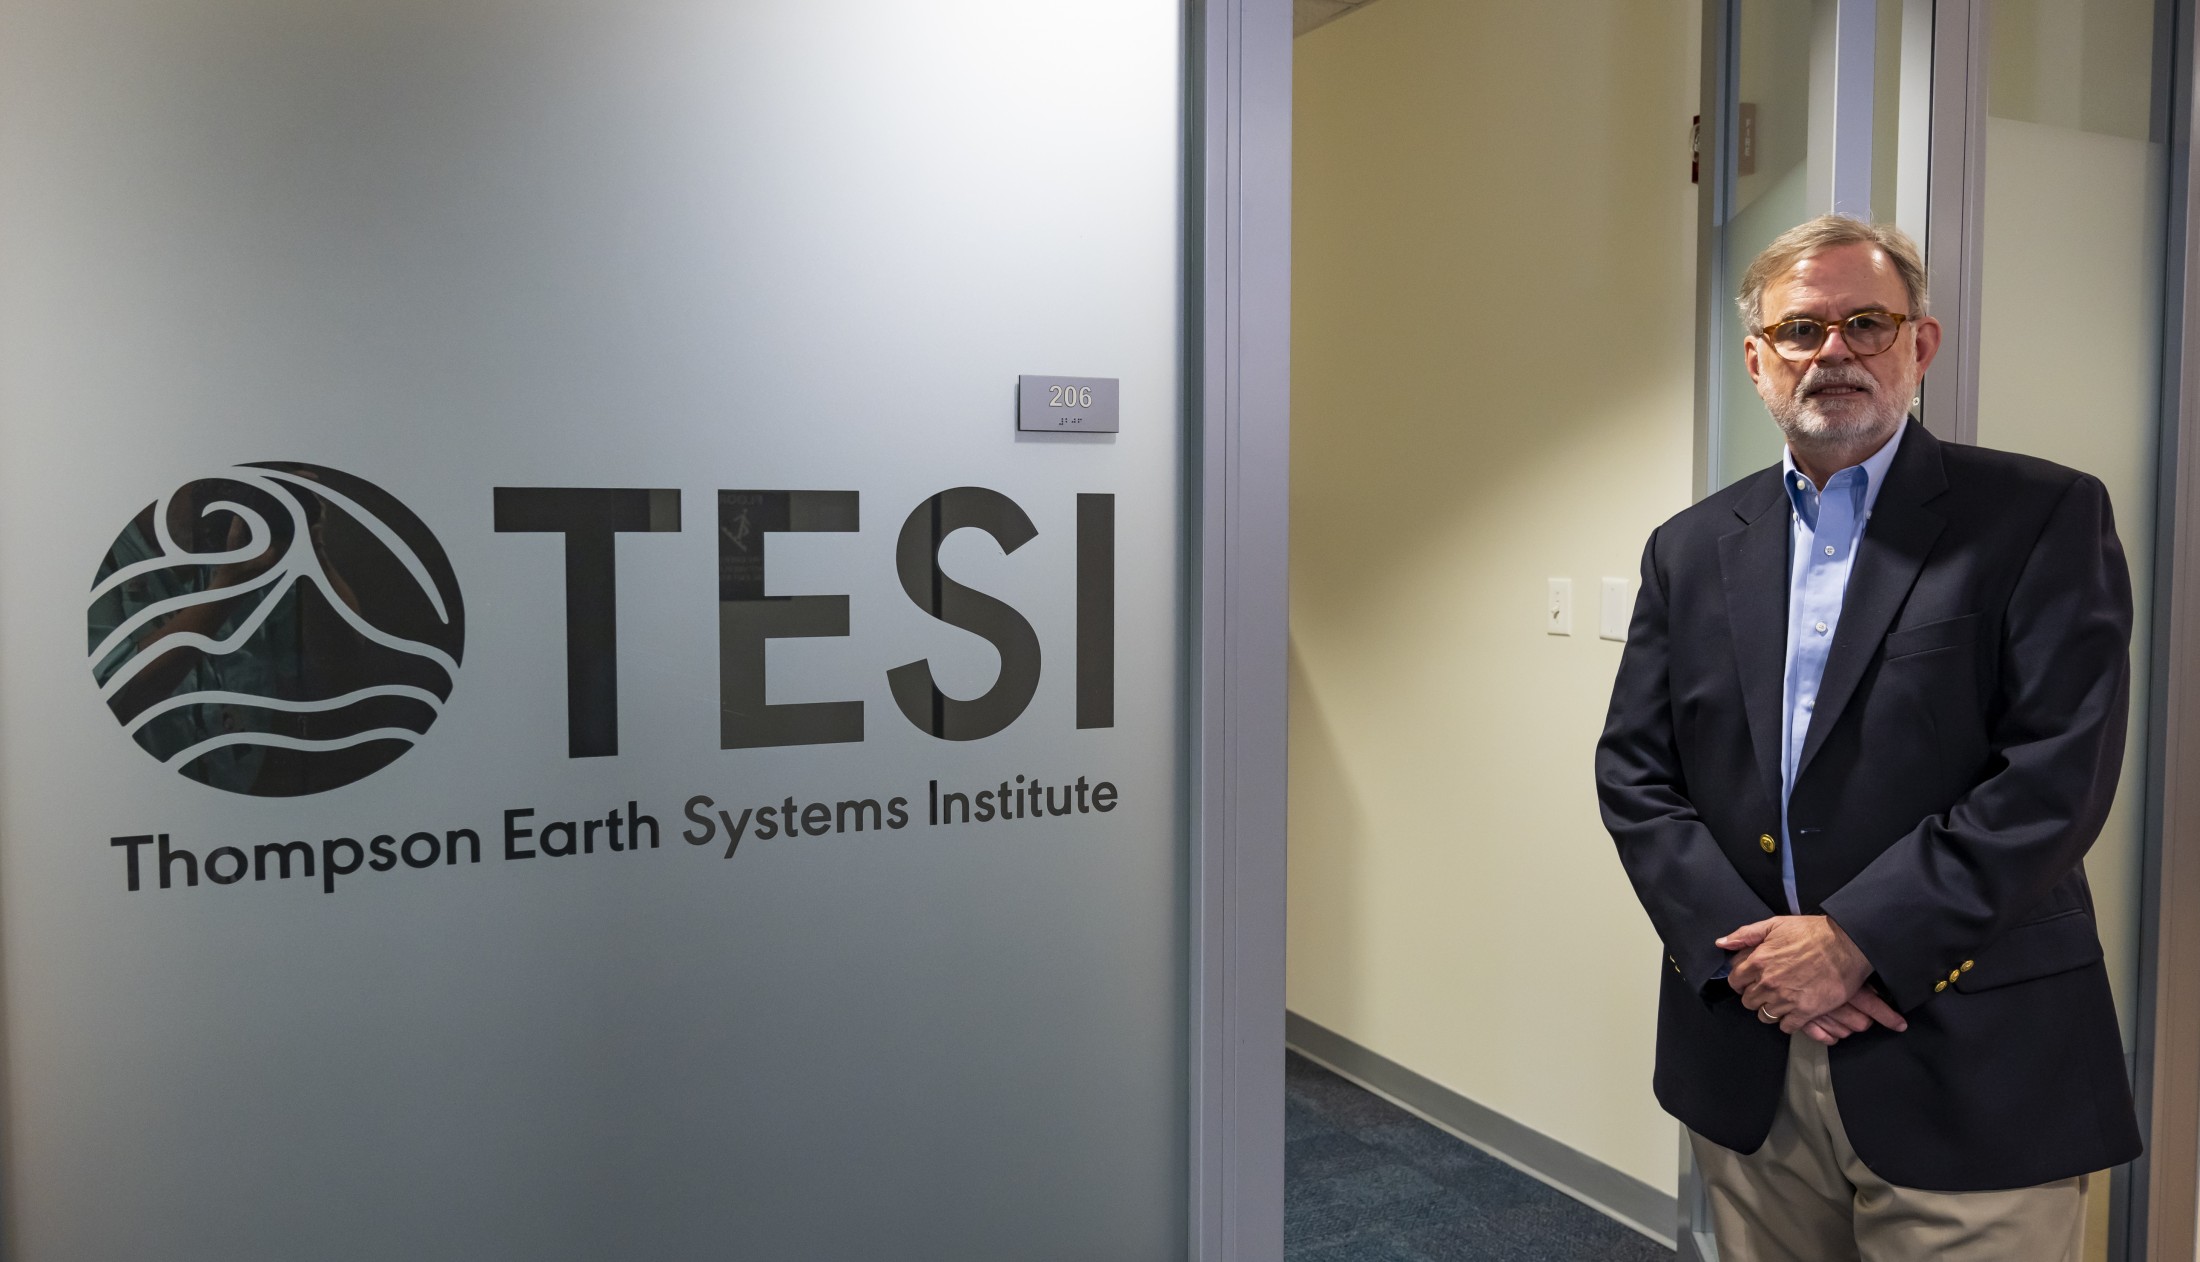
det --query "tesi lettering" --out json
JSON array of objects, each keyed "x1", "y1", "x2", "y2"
[{"x1": 493, "y1": 486, "x2": 1117, "y2": 758}]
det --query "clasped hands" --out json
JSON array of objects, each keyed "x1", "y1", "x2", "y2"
[{"x1": 1718, "y1": 915, "x2": 1908, "y2": 1046}]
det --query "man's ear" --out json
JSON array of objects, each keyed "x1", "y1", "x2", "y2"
[
  {"x1": 1911, "y1": 315, "x2": 1943, "y2": 377},
  {"x1": 1742, "y1": 333, "x2": 1765, "y2": 387}
]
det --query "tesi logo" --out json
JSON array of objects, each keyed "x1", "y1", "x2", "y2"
[
  {"x1": 92, "y1": 474, "x2": 1116, "y2": 797},
  {"x1": 89, "y1": 463, "x2": 465, "y2": 797}
]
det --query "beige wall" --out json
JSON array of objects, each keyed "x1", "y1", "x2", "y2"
[
  {"x1": 1975, "y1": 119, "x2": 2165, "y2": 1041},
  {"x1": 1289, "y1": 0, "x2": 1701, "y2": 1195}
]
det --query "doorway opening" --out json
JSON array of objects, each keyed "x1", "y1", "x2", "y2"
[{"x1": 1283, "y1": 2, "x2": 2188, "y2": 1260}]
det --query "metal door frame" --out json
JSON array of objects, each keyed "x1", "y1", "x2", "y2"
[
  {"x1": 2129, "y1": 2, "x2": 2200, "y2": 1256},
  {"x1": 1188, "y1": 1, "x2": 1292, "y2": 1258}
]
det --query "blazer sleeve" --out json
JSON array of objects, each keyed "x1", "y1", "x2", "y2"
[
  {"x1": 1821, "y1": 473, "x2": 2133, "y2": 1012},
  {"x1": 1597, "y1": 528, "x2": 1778, "y2": 992}
]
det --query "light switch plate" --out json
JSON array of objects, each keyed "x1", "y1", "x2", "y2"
[
  {"x1": 1600, "y1": 577, "x2": 1631, "y2": 641},
  {"x1": 1547, "y1": 578, "x2": 1573, "y2": 636}
]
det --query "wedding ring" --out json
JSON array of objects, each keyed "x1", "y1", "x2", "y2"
[{"x1": 1757, "y1": 1006, "x2": 1780, "y2": 1024}]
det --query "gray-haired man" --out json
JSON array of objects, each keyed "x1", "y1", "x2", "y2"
[{"x1": 1598, "y1": 215, "x2": 2140, "y2": 1259}]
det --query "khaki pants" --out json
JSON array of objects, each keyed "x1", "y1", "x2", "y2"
[{"x1": 1689, "y1": 1033, "x2": 2084, "y2": 1262}]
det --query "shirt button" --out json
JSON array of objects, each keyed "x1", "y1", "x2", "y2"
[
  {"x1": 1824, "y1": 545, "x2": 1836, "y2": 556},
  {"x1": 1815, "y1": 621, "x2": 1829, "y2": 634}
]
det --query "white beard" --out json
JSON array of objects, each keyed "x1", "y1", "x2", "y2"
[{"x1": 1762, "y1": 361, "x2": 1912, "y2": 463}]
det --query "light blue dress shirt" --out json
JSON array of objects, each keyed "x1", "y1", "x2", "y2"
[{"x1": 1776, "y1": 424, "x2": 1906, "y2": 913}]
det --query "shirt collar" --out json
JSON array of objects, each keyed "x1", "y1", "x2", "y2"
[{"x1": 1781, "y1": 419, "x2": 1908, "y2": 528}]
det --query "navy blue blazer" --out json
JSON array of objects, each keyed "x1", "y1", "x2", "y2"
[{"x1": 1596, "y1": 420, "x2": 2142, "y2": 1190}]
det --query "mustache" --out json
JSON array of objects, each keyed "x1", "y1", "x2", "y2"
[{"x1": 1796, "y1": 365, "x2": 1878, "y2": 398}]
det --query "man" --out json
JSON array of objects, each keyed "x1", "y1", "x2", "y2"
[{"x1": 1595, "y1": 215, "x2": 2140, "y2": 1260}]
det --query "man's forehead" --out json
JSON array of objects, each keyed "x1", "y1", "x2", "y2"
[{"x1": 1766, "y1": 244, "x2": 1907, "y2": 315}]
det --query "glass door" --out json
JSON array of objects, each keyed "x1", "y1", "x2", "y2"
[
  {"x1": 1701, "y1": 0, "x2": 1938, "y2": 491},
  {"x1": 1691, "y1": 2, "x2": 2182, "y2": 1257},
  {"x1": 0, "y1": 2, "x2": 1196, "y2": 1257}
]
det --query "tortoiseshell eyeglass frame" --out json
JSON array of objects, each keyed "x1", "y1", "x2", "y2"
[{"x1": 1756, "y1": 309, "x2": 1911, "y2": 362}]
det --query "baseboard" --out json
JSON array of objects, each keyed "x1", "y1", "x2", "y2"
[{"x1": 1285, "y1": 1010, "x2": 1678, "y2": 1249}]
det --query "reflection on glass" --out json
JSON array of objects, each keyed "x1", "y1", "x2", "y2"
[
  {"x1": 1713, "y1": 0, "x2": 1935, "y2": 489},
  {"x1": 1873, "y1": 0, "x2": 1934, "y2": 243},
  {"x1": 1976, "y1": 0, "x2": 2165, "y2": 1036},
  {"x1": 1717, "y1": 0, "x2": 1825, "y2": 486}
]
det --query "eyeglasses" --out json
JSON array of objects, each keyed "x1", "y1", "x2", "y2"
[{"x1": 1757, "y1": 310, "x2": 1911, "y2": 361}]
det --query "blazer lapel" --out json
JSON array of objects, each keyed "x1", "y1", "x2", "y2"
[
  {"x1": 1795, "y1": 422, "x2": 1950, "y2": 778},
  {"x1": 1719, "y1": 469, "x2": 1792, "y2": 813}
]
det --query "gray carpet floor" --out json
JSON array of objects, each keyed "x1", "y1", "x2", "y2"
[{"x1": 1286, "y1": 1050, "x2": 1676, "y2": 1262}]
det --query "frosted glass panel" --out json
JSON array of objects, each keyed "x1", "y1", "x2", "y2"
[
  {"x1": 1976, "y1": 0, "x2": 2165, "y2": 1040},
  {"x1": 0, "y1": 1, "x2": 1188, "y2": 1258}
]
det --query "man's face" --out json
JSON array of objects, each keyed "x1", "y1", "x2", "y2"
[{"x1": 1744, "y1": 241, "x2": 1942, "y2": 457}]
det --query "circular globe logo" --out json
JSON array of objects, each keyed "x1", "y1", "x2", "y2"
[{"x1": 87, "y1": 462, "x2": 465, "y2": 797}]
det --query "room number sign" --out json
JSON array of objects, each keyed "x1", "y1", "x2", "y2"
[{"x1": 1018, "y1": 375, "x2": 1120, "y2": 433}]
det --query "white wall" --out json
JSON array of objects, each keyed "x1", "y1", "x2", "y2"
[{"x1": 1290, "y1": 0, "x2": 1701, "y2": 1196}]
